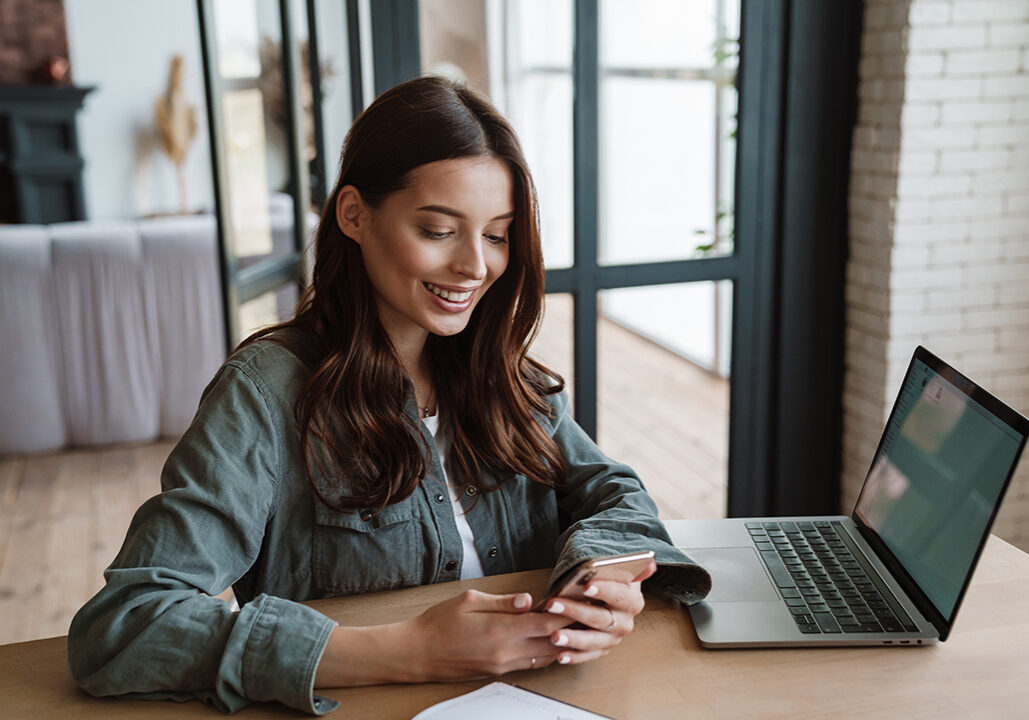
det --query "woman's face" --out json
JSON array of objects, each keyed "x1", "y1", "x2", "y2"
[{"x1": 339, "y1": 157, "x2": 514, "y2": 349}]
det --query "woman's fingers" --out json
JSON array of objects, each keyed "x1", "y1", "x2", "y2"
[
  {"x1": 581, "y1": 578, "x2": 647, "y2": 615},
  {"x1": 458, "y1": 589, "x2": 534, "y2": 613},
  {"x1": 552, "y1": 647, "x2": 611, "y2": 666},
  {"x1": 546, "y1": 597, "x2": 630, "y2": 633}
]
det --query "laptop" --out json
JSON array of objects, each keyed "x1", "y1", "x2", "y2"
[{"x1": 671, "y1": 345, "x2": 1028, "y2": 647}]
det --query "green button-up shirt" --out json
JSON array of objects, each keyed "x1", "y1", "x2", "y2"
[{"x1": 68, "y1": 339, "x2": 710, "y2": 715}]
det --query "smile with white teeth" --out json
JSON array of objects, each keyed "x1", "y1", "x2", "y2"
[{"x1": 424, "y1": 282, "x2": 473, "y2": 302}]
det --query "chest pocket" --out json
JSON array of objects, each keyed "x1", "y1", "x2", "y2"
[{"x1": 312, "y1": 496, "x2": 427, "y2": 595}]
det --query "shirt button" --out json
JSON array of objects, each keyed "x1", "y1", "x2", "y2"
[
  {"x1": 445, "y1": 560, "x2": 458, "y2": 571},
  {"x1": 487, "y1": 546, "x2": 499, "y2": 558},
  {"x1": 465, "y1": 486, "x2": 477, "y2": 496},
  {"x1": 434, "y1": 493, "x2": 445, "y2": 503},
  {"x1": 359, "y1": 509, "x2": 373, "y2": 521}
]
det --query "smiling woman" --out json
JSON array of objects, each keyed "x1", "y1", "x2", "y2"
[
  {"x1": 66, "y1": 76, "x2": 711, "y2": 716},
  {"x1": 337, "y1": 157, "x2": 513, "y2": 359}
]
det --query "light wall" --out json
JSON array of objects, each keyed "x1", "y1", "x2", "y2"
[
  {"x1": 63, "y1": 0, "x2": 351, "y2": 222},
  {"x1": 846, "y1": 0, "x2": 1029, "y2": 551},
  {"x1": 64, "y1": 0, "x2": 214, "y2": 220}
]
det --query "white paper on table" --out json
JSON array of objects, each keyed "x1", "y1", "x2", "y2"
[{"x1": 410, "y1": 681, "x2": 614, "y2": 720}]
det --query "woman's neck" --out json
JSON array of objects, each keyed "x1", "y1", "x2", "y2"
[{"x1": 385, "y1": 325, "x2": 434, "y2": 416}]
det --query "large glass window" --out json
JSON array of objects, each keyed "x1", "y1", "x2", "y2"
[
  {"x1": 598, "y1": 0, "x2": 738, "y2": 266},
  {"x1": 598, "y1": 282, "x2": 731, "y2": 520},
  {"x1": 418, "y1": 0, "x2": 739, "y2": 519}
]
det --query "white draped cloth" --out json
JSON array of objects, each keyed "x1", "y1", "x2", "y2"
[
  {"x1": 51, "y1": 221, "x2": 161, "y2": 446},
  {"x1": 0, "y1": 216, "x2": 228, "y2": 453},
  {"x1": 0, "y1": 226, "x2": 66, "y2": 453}
]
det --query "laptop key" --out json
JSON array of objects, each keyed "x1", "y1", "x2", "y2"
[
  {"x1": 798, "y1": 624, "x2": 821, "y2": 634},
  {"x1": 842, "y1": 624, "x2": 876, "y2": 633},
  {"x1": 759, "y1": 551, "x2": 797, "y2": 588},
  {"x1": 880, "y1": 617, "x2": 904, "y2": 632},
  {"x1": 781, "y1": 588, "x2": 802, "y2": 598},
  {"x1": 786, "y1": 598, "x2": 806, "y2": 607},
  {"x1": 813, "y1": 612, "x2": 842, "y2": 633},
  {"x1": 790, "y1": 606, "x2": 810, "y2": 616}
]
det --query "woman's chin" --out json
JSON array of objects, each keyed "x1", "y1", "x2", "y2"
[{"x1": 426, "y1": 319, "x2": 472, "y2": 337}]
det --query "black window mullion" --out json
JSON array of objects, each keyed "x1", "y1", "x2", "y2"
[
  {"x1": 196, "y1": 0, "x2": 239, "y2": 353},
  {"x1": 572, "y1": 0, "x2": 600, "y2": 438},
  {"x1": 238, "y1": 256, "x2": 304, "y2": 305},
  {"x1": 728, "y1": 0, "x2": 789, "y2": 517},
  {"x1": 370, "y1": 0, "x2": 421, "y2": 96},
  {"x1": 279, "y1": 0, "x2": 311, "y2": 265},
  {"x1": 346, "y1": 0, "x2": 365, "y2": 121},
  {"x1": 305, "y1": 0, "x2": 327, "y2": 209},
  {"x1": 546, "y1": 256, "x2": 737, "y2": 295}
]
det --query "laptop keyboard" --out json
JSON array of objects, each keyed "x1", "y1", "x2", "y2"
[{"x1": 747, "y1": 520, "x2": 920, "y2": 635}]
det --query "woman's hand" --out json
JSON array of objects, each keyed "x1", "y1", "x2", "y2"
[
  {"x1": 406, "y1": 589, "x2": 574, "y2": 680},
  {"x1": 314, "y1": 590, "x2": 572, "y2": 687},
  {"x1": 542, "y1": 560, "x2": 657, "y2": 666}
]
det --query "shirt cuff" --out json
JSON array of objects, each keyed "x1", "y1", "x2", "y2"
[
  {"x1": 238, "y1": 594, "x2": 340, "y2": 715},
  {"x1": 550, "y1": 528, "x2": 711, "y2": 606}
]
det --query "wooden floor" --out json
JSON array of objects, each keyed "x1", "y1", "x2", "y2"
[{"x1": 0, "y1": 302, "x2": 728, "y2": 645}]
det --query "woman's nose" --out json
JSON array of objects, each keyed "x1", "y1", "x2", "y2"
[{"x1": 451, "y1": 236, "x2": 487, "y2": 280}]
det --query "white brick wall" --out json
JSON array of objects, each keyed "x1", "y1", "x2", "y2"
[{"x1": 845, "y1": 0, "x2": 1029, "y2": 552}]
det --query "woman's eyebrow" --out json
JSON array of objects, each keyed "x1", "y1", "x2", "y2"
[{"x1": 416, "y1": 205, "x2": 515, "y2": 222}]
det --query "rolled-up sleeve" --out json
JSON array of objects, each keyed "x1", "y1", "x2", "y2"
[
  {"x1": 547, "y1": 391, "x2": 712, "y2": 605},
  {"x1": 68, "y1": 358, "x2": 340, "y2": 714}
]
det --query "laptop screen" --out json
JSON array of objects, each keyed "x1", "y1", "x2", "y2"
[{"x1": 854, "y1": 353, "x2": 1025, "y2": 623}]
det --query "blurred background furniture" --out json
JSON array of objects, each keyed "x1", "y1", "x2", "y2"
[
  {"x1": 0, "y1": 86, "x2": 93, "y2": 224},
  {"x1": 0, "y1": 214, "x2": 225, "y2": 454}
]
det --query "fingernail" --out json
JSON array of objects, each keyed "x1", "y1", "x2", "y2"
[
  {"x1": 583, "y1": 585, "x2": 598, "y2": 598},
  {"x1": 514, "y1": 593, "x2": 530, "y2": 609},
  {"x1": 559, "y1": 655, "x2": 571, "y2": 664},
  {"x1": 553, "y1": 633, "x2": 568, "y2": 647},
  {"x1": 548, "y1": 601, "x2": 566, "y2": 614}
]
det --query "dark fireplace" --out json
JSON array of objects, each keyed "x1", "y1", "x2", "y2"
[{"x1": 0, "y1": 85, "x2": 93, "y2": 223}]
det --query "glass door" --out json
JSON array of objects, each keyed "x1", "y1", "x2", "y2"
[{"x1": 196, "y1": 0, "x2": 316, "y2": 348}]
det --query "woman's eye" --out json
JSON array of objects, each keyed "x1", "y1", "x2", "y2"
[
  {"x1": 419, "y1": 228, "x2": 451, "y2": 240},
  {"x1": 484, "y1": 233, "x2": 508, "y2": 245}
]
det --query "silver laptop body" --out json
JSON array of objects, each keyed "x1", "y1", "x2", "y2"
[{"x1": 672, "y1": 346, "x2": 1028, "y2": 648}]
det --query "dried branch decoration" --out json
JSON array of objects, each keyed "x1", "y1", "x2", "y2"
[
  {"x1": 257, "y1": 37, "x2": 335, "y2": 161},
  {"x1": 154, "y1": 54, "x2": 198, "y2": 214}
]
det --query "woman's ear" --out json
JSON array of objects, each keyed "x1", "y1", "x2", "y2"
[{"x1": 335, "y1": 185, "x2": 367, "y2": 243}]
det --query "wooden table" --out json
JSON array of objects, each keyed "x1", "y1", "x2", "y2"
[{"x1": 3, "y1": 531, "x2": 1029, "y2": 719}]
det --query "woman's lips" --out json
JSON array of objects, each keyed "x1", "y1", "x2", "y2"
[{"x1": 423, "y1": 282, "x2": 477, "y2": 311}]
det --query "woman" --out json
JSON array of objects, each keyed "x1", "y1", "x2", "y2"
[{"x1": 68, "y1": 76, "x2": 710, "y2": 715}]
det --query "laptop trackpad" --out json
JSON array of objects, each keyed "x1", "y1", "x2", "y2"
[{"x1": 687, "y1": 547, "x2": 780, "y2": 603}]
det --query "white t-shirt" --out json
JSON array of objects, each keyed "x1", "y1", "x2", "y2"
[{"x1": 421, "y1": 414, "x2": 485, "y2": 579}]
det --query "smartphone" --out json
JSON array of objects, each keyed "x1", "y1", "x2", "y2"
[{"x1": 533, "y1": 551, "x2": 655, "y2": 610}]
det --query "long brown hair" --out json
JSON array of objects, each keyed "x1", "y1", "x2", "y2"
[{"x1": 248, "y1": 76, "x2": 566, "y2": 512}]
